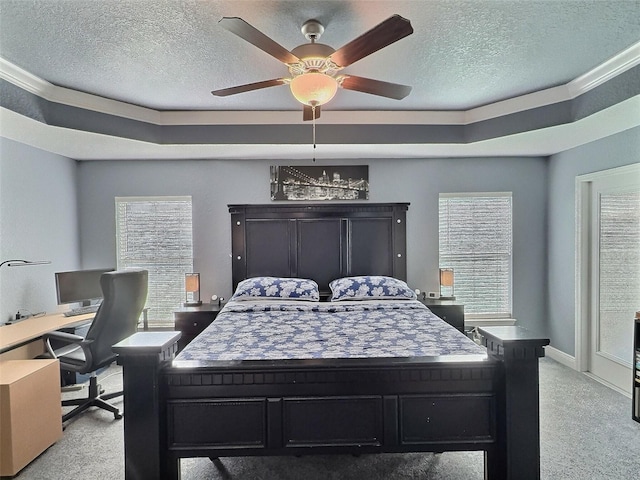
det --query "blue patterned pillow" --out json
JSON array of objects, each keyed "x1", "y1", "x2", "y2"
[
  {"x1": 231, "y1": 277, "x2": 320, "y2": 302},
  {"x1": 329, "y1": 276, "x2": 417, "y2": 301}
]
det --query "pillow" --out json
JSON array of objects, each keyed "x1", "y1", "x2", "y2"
[
  {"x1": 329, "y1": 275, "x2": 417, "y2": 301},
  {"x1": 231, "y1": 277, "x2": 320, "y2": 302}
]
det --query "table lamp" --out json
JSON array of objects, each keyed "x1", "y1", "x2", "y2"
[
  {"x1": 184, "y1": 273, "x2": 202, "y2": 306},
  {"x1": 439, "y1": 268, "x2": 455, "y2": 300}
]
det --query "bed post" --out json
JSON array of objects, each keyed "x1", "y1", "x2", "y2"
[
  {"x1": 479, "y1": 326, "x2": 549, "y2": 480},
  {"x1": 113, "y1": 331, "x2": 181, "y2": 480}
]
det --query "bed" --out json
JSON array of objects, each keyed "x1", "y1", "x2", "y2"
[{"x1": 114, "y1": 203, "x2": 549, "y2": 480}]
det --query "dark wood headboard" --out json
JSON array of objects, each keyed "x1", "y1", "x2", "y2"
[{"x1": 229, "y1": 203, "x2": 409, "y2": 298}]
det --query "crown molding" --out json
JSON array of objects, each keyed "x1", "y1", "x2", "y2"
[
  {"x1": 567, "y1": 40, "x2": 640, "y2": 97},
  {"x1": 467, "y1": 41, "x2": 640, "y2": 124},
  {"x1": 1, "y1": 40, "x2": 639, "y2": 127},
  {"x1": 0, "y1": 58, "x2": 162, "y2": 124}
]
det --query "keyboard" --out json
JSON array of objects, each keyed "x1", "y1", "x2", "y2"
[{"x1": 63, "y1": 304, "x2": 100, "y2": 317}]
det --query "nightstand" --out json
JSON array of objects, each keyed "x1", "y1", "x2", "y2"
[
  {"x1": 173, "y1": 303, "x2": 223, "y2": 352},
  {"x1": 418, "y1": 298, "x2": 465, "y2": 333}
]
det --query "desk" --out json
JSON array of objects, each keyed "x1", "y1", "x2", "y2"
[
  {"x1": 0, "y1": 313, "x2": 93, "y2": 475},
  {"x1": 0, "y1": 312, "x2": 94, "y2": 360}
]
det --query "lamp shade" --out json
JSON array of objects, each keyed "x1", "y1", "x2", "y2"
[
  {"x1": 185, "y1": 273, "x2": 199, "y2": 292},
  {"x1": 440, "y1": 268, "x2": 454, "y2": 287},
  {"x1": 290, "y1": 72, "x2": 338, "y2": 106}
]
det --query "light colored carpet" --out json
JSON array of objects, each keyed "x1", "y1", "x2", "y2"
[{"x1": 17, "y1": 358, "x2": 640, "y2": 479}]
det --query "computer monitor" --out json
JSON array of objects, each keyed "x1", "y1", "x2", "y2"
[{"x1": 55, "y1": 268, "x2": 114, "y2": 306}]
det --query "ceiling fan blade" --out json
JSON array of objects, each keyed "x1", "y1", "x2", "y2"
[
  {"x1": 329, "y1": 15, "x2": 413, "y2": 68},
  {"x1": 211, "y1": 78, "x2": 287, "y2": 97},
  {"x1": 219, "y1": 17, "x2": 300, "y2": 64},
  {"x1": 340, "y1": 75, "x2": 412, "y2": 100},
  {"x1": 302, "y1": 105, "x2": 322, "y2": 121}
]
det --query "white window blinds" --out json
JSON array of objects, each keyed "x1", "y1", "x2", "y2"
[
  {"x1": 599, "y1": 191, "x2": 640, "y2": 312},
  {"x1": 439, "y1": 193, "x2": 512, "y2": 318},
  {"x1": 116, "y1": 196, "x2": 193, "y2": 326},
  {"x1": 598, "y1": 190, "x2": 640, "y2": 361}
]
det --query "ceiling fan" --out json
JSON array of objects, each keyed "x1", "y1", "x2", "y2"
[{"x1": 211, "y1": 14, "x2": 414, "y2": 121}]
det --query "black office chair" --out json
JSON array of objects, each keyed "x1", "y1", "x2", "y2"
[{"x1": 43, "y1": 268, "x2": 148, "y2": 423}]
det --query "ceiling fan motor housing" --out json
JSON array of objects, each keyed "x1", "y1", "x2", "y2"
[
  {"x1": 301, "y1": 20, "x2": 324, "y2": 41},
  {"x1": 289, "y1": 43, "x2": 338, "y2": 76}
]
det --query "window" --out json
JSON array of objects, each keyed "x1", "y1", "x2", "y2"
[
  {"x1": 598, "y1": 189, "x2": 640, "y2": 362},
  {"x1": 116, "y1": 196, "x2": 193, "y2": 327},
  {"x1": 439, "y1": 192, "x2": 512, "y2": 318}
]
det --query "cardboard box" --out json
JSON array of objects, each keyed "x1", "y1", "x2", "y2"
[{"x1": 0, "y1": 359, "x2": 63, "y2": 476}]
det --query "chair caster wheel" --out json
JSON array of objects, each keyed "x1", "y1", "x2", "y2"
[{"x1": 115, "y1": 412, "x2": 123, "y2": 419}]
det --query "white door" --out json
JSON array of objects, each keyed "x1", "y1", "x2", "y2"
[{"x1": 588, "y1": 167, "x2": 640, "y2": 393}]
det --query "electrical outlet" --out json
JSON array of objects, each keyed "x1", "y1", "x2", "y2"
[{"x1": 427, "y1": 292, "x2": 440, "y2": 299}]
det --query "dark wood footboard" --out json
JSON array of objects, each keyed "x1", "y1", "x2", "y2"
[
  {"x1": 114, "y1": 327, "x2": 548, "y2": 480},
  {"x1": 114, "y1": 332, "x2": 181, "y2": 480},
  {"x1": 480, "y1": 326, "x2": 550, "y2": 480}
]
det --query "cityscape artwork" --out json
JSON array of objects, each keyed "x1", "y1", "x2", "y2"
[{"x1": 270, "y1": 165, "x2": 369, "y2": 201}]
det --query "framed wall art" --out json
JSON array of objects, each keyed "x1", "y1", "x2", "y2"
[{"x1": 270, "y1": 165, "x2": 369, "y2": 201}]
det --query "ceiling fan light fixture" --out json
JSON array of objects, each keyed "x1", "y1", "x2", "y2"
[{"x1": 290, "y1": 72, "x2": 338, "y2": 106}]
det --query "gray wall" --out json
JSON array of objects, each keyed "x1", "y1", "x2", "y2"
[
  {"x1": 546, "y1": 126, "x2": 640, "y2": 355},
  {"x1": 76, "y1": 156, "x2": 548, "y2": 333},
  {"x1": 3, "y1": 126, "x2": 637, "y2": 353},
  {"x1": 0, "y1": 138, "x2": 81, "y2": 322}
]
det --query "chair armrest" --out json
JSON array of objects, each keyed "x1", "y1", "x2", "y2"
[
  {"x1": 43, "y1": 330, "x2": 92, "y2": 359},
  {"x1": 43, "y1": 330, "x2": 85, "y2": 344}
]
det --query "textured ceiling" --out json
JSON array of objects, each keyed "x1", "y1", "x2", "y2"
[{"x1": 1, "y1": 0, "x2": 639, "y2": 113}]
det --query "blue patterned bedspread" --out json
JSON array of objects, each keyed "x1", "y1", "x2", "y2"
[{"x1": 176, "y1": 300, "x2": 486, "y2": 361}]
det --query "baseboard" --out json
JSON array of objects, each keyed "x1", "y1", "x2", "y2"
[
  {"x1": 583, "y1": 372, "x2": 632, "y2": 398},
  {"x1": 545, "y1": 345, "x2": 577, "y2": 370},
  {"x1": 546, "y1": 346, "x2": 633, "y2": 398}
]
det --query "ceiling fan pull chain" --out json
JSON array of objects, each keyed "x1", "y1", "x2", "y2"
[{"x1": 312, "y1": 104, "x2": 317, "y2": 162}]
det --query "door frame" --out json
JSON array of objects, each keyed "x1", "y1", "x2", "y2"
[{"x1": 575, "y1": 163, "x2": 639, "y2": 391}]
